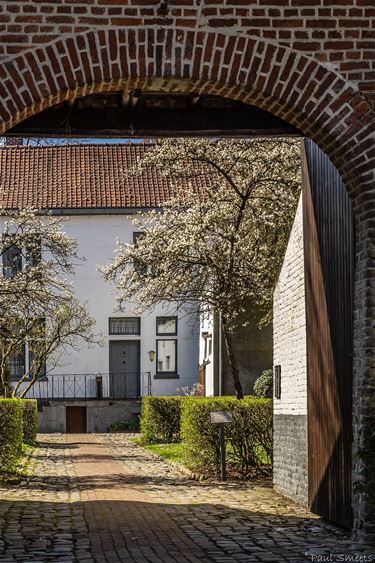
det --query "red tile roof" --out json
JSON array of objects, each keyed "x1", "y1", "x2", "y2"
[{"x1": 0, "y1": 143, "x2": 205, "y2": 211}]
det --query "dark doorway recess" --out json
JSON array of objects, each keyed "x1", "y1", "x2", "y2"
[
  {"x1": 302, "y1": 139, "x2": 354, "y2": 529},
  {"x1": 66, "y1": 406, "x2": 87, "y2": 434},
  {"x1": 4, "y1": 92, "x2": 301, "y2": 138}
]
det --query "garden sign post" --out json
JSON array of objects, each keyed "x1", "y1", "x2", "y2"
[{"x1": 210, "y1": 411, "x2": 233, "y2": 481}]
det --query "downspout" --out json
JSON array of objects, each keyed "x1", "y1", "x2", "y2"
[{"x1": 218, "y1": 311, "x2": 223, "y2": 396}]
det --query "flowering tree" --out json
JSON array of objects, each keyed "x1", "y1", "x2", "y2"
[
  {"x1": 0, "y1": 209, "x2": 97, "y2": 397},
  {"x1": 101, "y1": 138, "x2": 301, "y2": 399}
]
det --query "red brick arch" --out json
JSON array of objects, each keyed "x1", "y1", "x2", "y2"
[
  {"x1": 0, "y1": 28, "x2": 374, "y2": 196},
  {"x1": 0, "y1": 26, "x2": 374, "y2": 543}
]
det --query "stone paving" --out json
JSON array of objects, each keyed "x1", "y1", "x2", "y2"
[
  {"x1": 0, "y1": 433, "x2": 373, "y2": 563},
  {"x1": 0, "y1": 434, "x2": 91, "y2": 562}
]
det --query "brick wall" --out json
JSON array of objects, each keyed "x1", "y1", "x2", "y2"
[
  {"x1": 0, "y1": 1, "x2": 374, "y2": 104},
  {"x1": 0, "y1": 0, "x2": 373, "y2": 542},
  {"x1": 273, "y1": 196, "x2": 308, "y2": 505}
]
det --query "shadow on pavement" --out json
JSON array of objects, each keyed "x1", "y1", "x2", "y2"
[{"x1": 0, "y1": 497, "x2": 367, "y2": 563}]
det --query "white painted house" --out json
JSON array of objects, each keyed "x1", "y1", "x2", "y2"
[{"x1": 0, "y1": 143, "x2": 199, "y2": 429}]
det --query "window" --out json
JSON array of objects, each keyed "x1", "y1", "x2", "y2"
[
  {"x1": 8, "y1": 344, "x2": 25, "y2": 381},
  {"x1": 156, "y1": 339, "x2": 177, "y2": 376},
  {"x1": 156, "y1": 316, "x2": 177, "y2": 336},
  {"x1": 28, "y1": 318, "x2": 46, "y2": 379},
  {"x1": 28, "y1": 347, "x2": 46, "y2": 380},
  {"x1": 109, "y1": 317, "x2": 141, "y2": 335},
  {"x1": 2, "y1": 242, "x2": 22, "y2": 278},
  {"x1": 133, "y1": 232, "x2": 145, "y2": 245}
]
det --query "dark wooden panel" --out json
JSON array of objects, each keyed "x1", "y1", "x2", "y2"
[
  {"x1": 66, "y1": 406, "x2": 87, "y2": 433},
  {"x1": 303, "y1": 139, "x2": 353, "y2": 528},
  {"x1": 4, "y1": 93, "x2": 301, "y2": 138}
]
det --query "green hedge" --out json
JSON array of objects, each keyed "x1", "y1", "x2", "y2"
[
  {"x1": 181, "y1": 396, "x2": 272, "y2": 477},
  {"x1": 0, "y1": 399, "x2": 23, "y2": 473},
  {"x1": 21, "y1": 399, "x2": 38, "y2": 443},
  {"x1": 140, "y1": 396, "x2": 185, "y2": 443}
]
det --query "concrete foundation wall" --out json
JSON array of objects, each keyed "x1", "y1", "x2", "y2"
[
  {"x1": 38, "y1": 400, "x2": 141, "y2": 433},
  {"x1": 273, "y1": 414, "x2": 308, "y2": 505},
  {"x1": 273, "y1": 196, "x2": 308, "y2": 505}
]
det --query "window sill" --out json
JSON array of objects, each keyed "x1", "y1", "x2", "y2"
[{"x1": 154, "y1": 373, "x2": 180, "y2": 380}]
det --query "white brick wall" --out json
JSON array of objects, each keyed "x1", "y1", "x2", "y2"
[{"x1": 273, "y1": 195, "x2": 307, "y2": 416}]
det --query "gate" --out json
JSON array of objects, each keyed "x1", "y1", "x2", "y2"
[{"x1": 303, "y1": 140, "x2": 354, "y2": 528}]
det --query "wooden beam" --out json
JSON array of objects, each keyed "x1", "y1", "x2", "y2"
[{"x1": 5, "y1": 103, "x2": 301, "y2": 138}]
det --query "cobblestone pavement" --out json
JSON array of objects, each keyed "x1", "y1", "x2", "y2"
[
  {"x1": 0, "y1": 434, "x2": 373, "y2": 563},
  {"x1": 0, "y1": 434, "x2": 91, "y2": 562}
]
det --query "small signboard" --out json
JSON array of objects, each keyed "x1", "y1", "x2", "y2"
[{"x1": 210, "y1": 411, "x2": 233, "y2": 424}]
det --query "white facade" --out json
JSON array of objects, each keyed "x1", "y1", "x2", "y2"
[
  {"x1": 272, "y1": 194, "x2": 309, "y2": 504},
  {"x1": 273, "y1": 195, "x2": 307, "y2": 416},
  {"x1": 2, "y1": 213, "x2": 199, "y2": 398}
]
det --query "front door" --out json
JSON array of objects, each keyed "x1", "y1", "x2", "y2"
[{"x1": 109, "y1": 340, "x2": 140, "y2": 398}]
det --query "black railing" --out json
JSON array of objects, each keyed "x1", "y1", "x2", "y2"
[{"x1": 23, "y1": 372, "x2": 152, "y2": 400}]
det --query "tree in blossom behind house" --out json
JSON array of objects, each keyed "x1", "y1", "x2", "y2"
[
  {"x1": 101, "y1": 138, "x2": 301, "y2": 399},
  {"x1": 0, "y1": 209, "x2": 98, "y2": 397}
]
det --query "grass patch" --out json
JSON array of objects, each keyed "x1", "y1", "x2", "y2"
[{"x1": 143, "y1": 442, "x2": 184, "y2": 463}]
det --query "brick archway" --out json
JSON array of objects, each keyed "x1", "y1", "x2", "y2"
[
  {"x1": 0, "y1": 29, "x2": 374, "y2": 192},
  {"x1": 0, "y1": 27, "x2": 374, "y2": 542}
]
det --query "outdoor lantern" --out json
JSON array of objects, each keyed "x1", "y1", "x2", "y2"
[{"x1": 148, "y1": 350, "x2": 155, "y2": 362}]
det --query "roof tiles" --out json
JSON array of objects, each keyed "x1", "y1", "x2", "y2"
[{"x1": 0, "y1": 143, "x2": 205, "y2": 210}]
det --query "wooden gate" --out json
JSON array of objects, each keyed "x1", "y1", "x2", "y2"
[
  {"x1": 303, "y1": 139, "x2": 353, "y2": 528},
  {"x1": 66, "y1": 406, "x2": 87, "y2": 433}
]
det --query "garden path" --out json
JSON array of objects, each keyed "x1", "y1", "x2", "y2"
[{"x1": 0, "y1": 434, "x2": 370, "y2": 562}]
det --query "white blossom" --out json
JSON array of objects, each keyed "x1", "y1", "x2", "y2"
[
  {"x1": 0, "y1": 208, "x2": 98, "y2": 397},
  {"x1": 101, "y1": 138, "x2": 301, "y2": 398}
]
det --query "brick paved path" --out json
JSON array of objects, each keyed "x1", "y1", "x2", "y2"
[{"x1": 0, "y1": 433, "x2": 373, "y2": 562}]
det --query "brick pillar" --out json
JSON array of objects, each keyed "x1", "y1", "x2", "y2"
[{"x1": 352, "y1": 206, "x2": 375, "y2": 544}]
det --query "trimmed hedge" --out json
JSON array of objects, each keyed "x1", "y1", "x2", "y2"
[
  {"x1": 0, "y1": 398, "x2": 23, "y2": 473},
  {"x1": 181, "y1": 396, "x2": 272, "y2": 477},
  {"x1": 140, "y1": 396, "x2": 184, "y2": 443},
  {"x1": 21, "y1": 399, "x2": 38, "y2": 443}
]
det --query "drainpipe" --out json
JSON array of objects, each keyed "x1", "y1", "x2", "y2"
[{"x1": 218, "y1": 311, "x2": 223, "y2": 396}]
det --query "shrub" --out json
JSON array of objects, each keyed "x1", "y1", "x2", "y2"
[
  {"x1": 21, "y1": 399, "x2": 38, "y2": 443},
  {"x1": 0, "y1": 398, "x2": 23, "y2": 473},
  {"x1": 254, "y1": 369, "x2": 273, "y2": 398},
  {"x1": 181, "y1": 396, "x2": 272, "y2": 477},
  {"x1": 140, "y1": 396, "x2": 185, "y2": 443},
  {"x1": 109, "y1": 416, "x2": 139, "y2": 432}
]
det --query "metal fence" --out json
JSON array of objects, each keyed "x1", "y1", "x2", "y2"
[{"x1": 23, "y1": 372, "x2": 152, "y2": 400}]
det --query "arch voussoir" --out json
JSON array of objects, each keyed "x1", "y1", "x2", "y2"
[{"x1": 0, "y1": 27, "x2": 372, "y2": 195}]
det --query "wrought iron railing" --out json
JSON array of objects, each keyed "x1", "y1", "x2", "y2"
[{"x1": 23, "y1": 372, "x2": 152, "y2": 400}]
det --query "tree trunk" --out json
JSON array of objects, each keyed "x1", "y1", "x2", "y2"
[
  {"x1": 222, "y1": 317, "x2": 244, "y2": 400},
  {"x1": 0, "y1": 358, "x2": 11, "y2": 397}
]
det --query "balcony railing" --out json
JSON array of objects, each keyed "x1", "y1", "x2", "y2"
[{"x1": 22, "y1": 372, "x2": 152, "y2": 400}]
